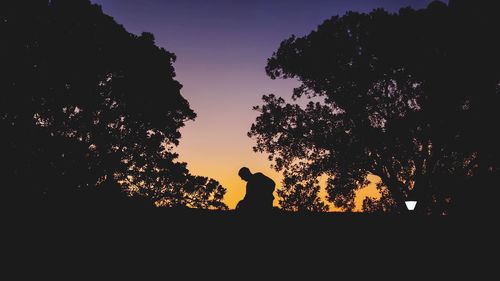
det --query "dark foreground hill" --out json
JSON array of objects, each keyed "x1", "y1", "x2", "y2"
[
  {"x1": 3, "y1": 207, "x2": 496, "y2": 277},
  {"x1": 5, "y1": 207, "x2": 493, "y2": 244}
]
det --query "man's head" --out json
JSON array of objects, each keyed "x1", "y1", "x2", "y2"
[{"x1": 238, "y1": 167, "x2": 252, "y2": 181}]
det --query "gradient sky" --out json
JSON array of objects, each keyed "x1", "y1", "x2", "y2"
[{"x1": 92, "y1": 0, "x2": 436, "y2": 209}]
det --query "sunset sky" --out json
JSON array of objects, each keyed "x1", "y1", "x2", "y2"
[{"x1": 92, "y1": 0, "x2": 435, "y2": 209}]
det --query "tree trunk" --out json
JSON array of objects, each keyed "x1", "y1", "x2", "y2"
[
  {"x1": 384, "y1": 179, "x2": 410, "y2": 214},
  {"x1": 411, "y1": 176, "x2": 430, "y2": 215}
]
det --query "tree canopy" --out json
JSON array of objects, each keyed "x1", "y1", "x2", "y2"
[
  {"x1": 250, "y1": 0, "x2": 499, "y2": 214},
  {"x1": 1, "y1": 0, "x2": 227, "y2": 210}
]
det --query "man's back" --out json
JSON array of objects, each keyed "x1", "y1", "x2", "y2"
[{"x1": 244, "y1": 172, "x2": 275, "y2": 209}]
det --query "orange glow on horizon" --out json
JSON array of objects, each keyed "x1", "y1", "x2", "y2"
[{"x1": 175, "y1": 121, "x2": 381, "y2": 210}]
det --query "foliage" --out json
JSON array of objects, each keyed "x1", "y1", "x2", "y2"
[
  {"x1": 0, "y1": 0, "x2": 227, "y2": 209},
  {"x1": 250, "y1": 0, "x2": 500, "y2": 214}
]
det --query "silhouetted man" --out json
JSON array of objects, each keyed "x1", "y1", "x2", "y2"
[{"x1": 236, "y1": 167, "x2": 275, "y2": 212}]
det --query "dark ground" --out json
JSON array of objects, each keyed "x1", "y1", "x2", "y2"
[
  {"x1": 2, "y1": 208, "x2": 496, "y2": 277},
  {"x1": 5, "y1": 207, "x2": 493, "y2": 246}
]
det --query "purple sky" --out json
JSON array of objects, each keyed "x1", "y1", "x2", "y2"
[{"x1": 92, "y1": 0, "x2": 437, "y2": 208}]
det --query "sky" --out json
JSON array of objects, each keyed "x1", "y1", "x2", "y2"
[{"x1": 92, "y1": 0, "x2": 436, "y2": 209}]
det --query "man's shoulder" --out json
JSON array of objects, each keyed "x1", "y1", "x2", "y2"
[
  {"x1": 253, "y1": 172, "x2": 268, "y2": 180},
  {"x1": 252, "y1": 173, "x2": 275, "y2": 185}
]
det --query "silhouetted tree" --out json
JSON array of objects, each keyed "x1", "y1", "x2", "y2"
[
  {"x1": 250, "y1": 0, "x2": 499, "y2": 214},
  {"x1": 362, "y1": 183, "x2": 397, "y2": 213},
  {"x1": 278, "y1": 177, "x2": 329, "y2": 212},
  {"x1": 0, "y1": 0, "x2": 227, "y2": 210}
]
